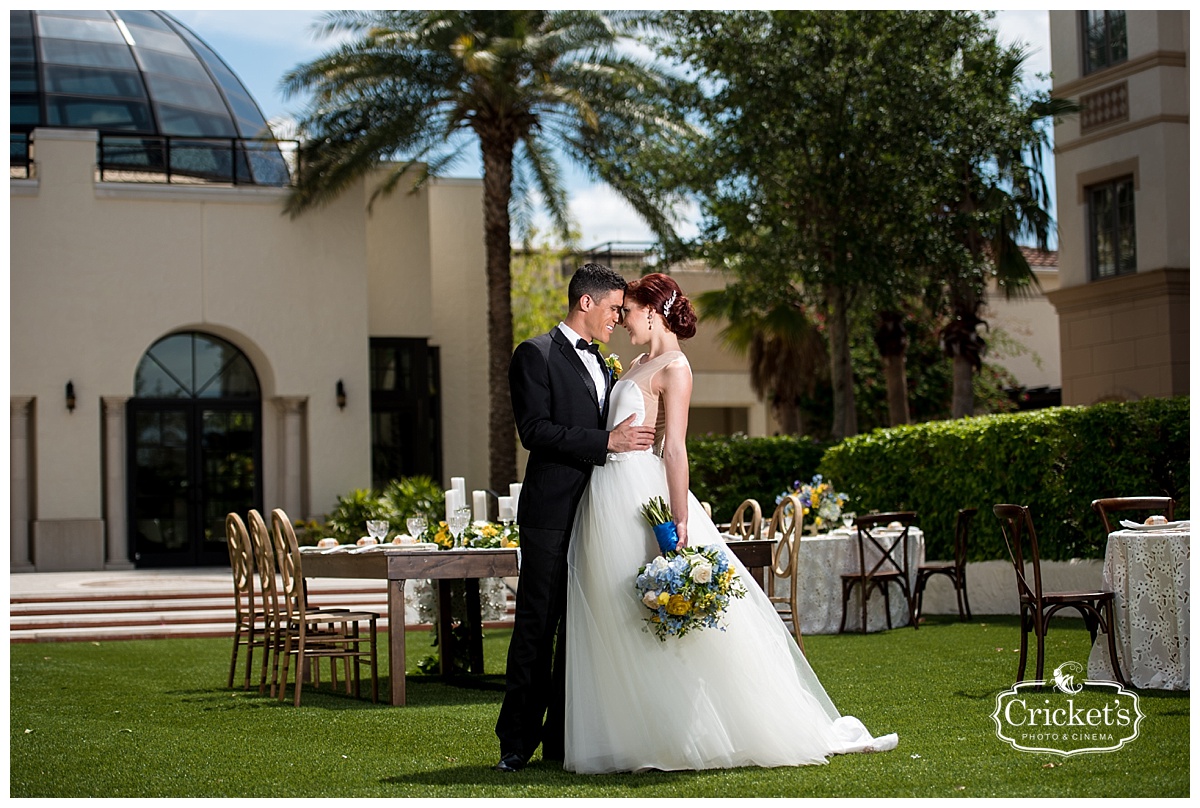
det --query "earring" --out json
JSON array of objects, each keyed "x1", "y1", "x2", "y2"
[{"x1": 648, "y1": 312, "x2": 653, "y2": 331}]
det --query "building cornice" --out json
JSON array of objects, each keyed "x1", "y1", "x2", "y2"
[
  {"x1": 94, "y1": 182, "x2": 290, "y2": 205},
  {"x1": 1055, "y1": 114, "x2": 1189, "y2": 155},
  {"x1": 1053, "y1": 50, "x2": 1189, "y2": 98},
  {"x1": 1044, "y1": 268, "x2": 1189, "y2": 314}
]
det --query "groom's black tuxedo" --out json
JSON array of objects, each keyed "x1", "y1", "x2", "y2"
[{"x1": 497, "y1": 326, "x2": 614, "y2": 763}]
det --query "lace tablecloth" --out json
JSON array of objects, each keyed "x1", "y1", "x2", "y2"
[
  {"x1": 1088, "y1": 525, "x2": 1190, "y2": 690},
  {"x1": 765, "y1": 528, "x2": 925, "y2": 634}
]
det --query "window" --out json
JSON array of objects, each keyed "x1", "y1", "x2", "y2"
[
  {"x1": 1087, "y1": 177, "x2": 1136, "y2": 279},
  {"x1": 369, "y1": 338, "x2": 442, "y2": 488},
  {"x1": 1082, "y1": 11, "x2": 1128, "y2": 74}
]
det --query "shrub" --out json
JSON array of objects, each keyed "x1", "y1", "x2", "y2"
[
  {"x1": 819, "y1": 396, "x2": 1189, "y2": 561},
  {"x1": 687, "y1": 433, "x2": 828, "y2": 522}
]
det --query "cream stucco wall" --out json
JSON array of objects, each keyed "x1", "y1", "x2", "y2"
[
  {"x1": 981, "y1": 268, "x2": 1063, "y2": 390},
  {"x1": 10, "y1": 127, "x2": 487, "y2": 569}
]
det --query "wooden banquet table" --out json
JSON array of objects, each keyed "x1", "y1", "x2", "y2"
[
  {"x1": 1087, "y1": 522, "x2": 1190, "y2": 690},
  {"x1": 302, "y1": 540, "x2": 777, "y2": 705}
]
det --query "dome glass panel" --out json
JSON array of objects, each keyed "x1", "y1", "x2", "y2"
[{"x1": 12, "y1": 10, "x2": 290, "y2": 185}]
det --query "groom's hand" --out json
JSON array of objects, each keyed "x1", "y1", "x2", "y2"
[{"x1": 607, "y1": 414, "x2": 655, "y2": 453}]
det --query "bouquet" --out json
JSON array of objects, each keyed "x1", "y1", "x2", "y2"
[
  {"x1": 641, "y1": 495, "x2": 680, "y2": 554},
  {"x1": 777, "y1": 474, "x2": 849, "y2": 534},
  {"x1": 635, "y1": 545, "x2": 746, "y2": 641}
]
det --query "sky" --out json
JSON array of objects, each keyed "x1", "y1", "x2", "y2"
[{"x1": 164, "y1": 7, "x2": 1056, "y2": 250}]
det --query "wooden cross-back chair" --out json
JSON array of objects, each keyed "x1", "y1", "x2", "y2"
[
  {"x1": 1090, "y1": 496, "x2": 1176, "y2": 534},
  {"x1": 993, "y1": 504, "x2": 1127, "y2": 686},
  {"x1": 839, "y1": 512, "x2": 918, "y2": 633}
]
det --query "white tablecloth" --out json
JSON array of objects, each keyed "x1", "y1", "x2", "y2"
[
  {"x1": 1088, "y1": 525, "x2": 1190, "y2": 690},
  {"x1": 759, "y1": 527, "x2": 925, "y2": 634}
]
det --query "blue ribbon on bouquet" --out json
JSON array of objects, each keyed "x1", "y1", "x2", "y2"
[{"x1": 652, "y1": 521, "x2": 679, "y2": 554}]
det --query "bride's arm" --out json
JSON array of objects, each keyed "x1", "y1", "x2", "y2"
[{"x1": 658, "y1": 360, "x2": 693, "y2": 549}]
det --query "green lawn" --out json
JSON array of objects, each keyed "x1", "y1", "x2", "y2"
[{"x1": 9, "y1": 616, "x2": 1189, "y2": 798}]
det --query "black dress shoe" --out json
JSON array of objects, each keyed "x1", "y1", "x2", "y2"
[{"x1": 493, "y1": 753, "x2": 527, "y2": 773}]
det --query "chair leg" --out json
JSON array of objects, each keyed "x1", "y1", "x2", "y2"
[
  {"x1": 1033, "y1": 618, "x2": 1047, "y2": 684},
  {"x1": 244, "y1": 623, "x2": 257, "y2": 689},
  {"x1": 838, "y1": 581, "x2": 853, "y2": 634},
  {"x1": 962, "y1": 582, "x2": 972, "y2": 621},
  {"x1": 954, "y1": 578, "x2": 966, "y2": 621},
  {"x1": 228, "y1": 630, "x2": 240, "y2": 689},
  {"x1": 914, "y1": 575, "x2": 926, "y2": 623},
  {"x1": 371, "y1": 622, "x2": 379, "y2": 704},
  {"x1": 881, "y1": 582, "x2": 892, "y2": 631},
  {"x1": 1016, "y1": 609, "x2": 1030, "y2": 683}
]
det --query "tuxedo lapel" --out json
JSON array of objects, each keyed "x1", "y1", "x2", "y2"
[{"x1": 552, "y1": 329, "x2": 601, "y2": 411}]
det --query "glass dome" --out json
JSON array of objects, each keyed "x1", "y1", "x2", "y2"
[{"x1": 11, "y1": 9, "x2": 289, "y2": 185}]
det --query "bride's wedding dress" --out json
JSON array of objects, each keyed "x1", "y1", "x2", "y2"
[{"x1": 564, "y1": 351, "x2": 897, "y2": 774}]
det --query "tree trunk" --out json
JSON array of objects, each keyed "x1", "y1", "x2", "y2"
[
  {"x1": 825, "y1": 284, "x2": 857, "y2": 440},
  {"x1": 773, "y1": 398, "x2": 801, "y2": 436},
  {"x1": 480, "y1": 136, "x2": 518, "y2": 490},
  {"x1": 882, "y1": 354, "x2": 910, "y2": 426},
  {"x1": 951, "y1": 354, "x2": 974, "y2": 419}
]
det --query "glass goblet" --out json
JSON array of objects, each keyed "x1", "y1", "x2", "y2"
[
  {"x1": 406, "y1": 515, "x2": 427, "y2": 541},
  {"x1": 366, "y1": 519, "x2": 388, "y2": 543},
  {"x1": 447, "y1": 507, "x2": 472, "y2": 549},
  {"x1": 841, "y1": 512, "x2": 857, "y2": 530}
]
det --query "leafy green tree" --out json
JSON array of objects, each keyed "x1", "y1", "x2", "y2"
[
  {"x1": 511, "y1": 237, "x2": 573, "y2": 347},
  {"x1": 658, "y1": 10, "x2": 987, "y2": 439},
  {"x1": 932, "y1": 44, "x2": 1075, "y2": 417},
  {"x1": 281, "y1": 10, "x2": 690, "y2": 488}
]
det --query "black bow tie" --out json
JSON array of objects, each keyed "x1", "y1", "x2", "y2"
[{"x1": 576, "y1": 338, "x2": 603, "y2": 358}]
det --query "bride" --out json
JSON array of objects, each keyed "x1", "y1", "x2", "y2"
[{"x1": 563, "y1": 273, "x2": 897, "y2": 774}]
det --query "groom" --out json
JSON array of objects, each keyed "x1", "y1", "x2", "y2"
[{"x1": 495, "y1": 263, "x2": 655, "y2": 772}]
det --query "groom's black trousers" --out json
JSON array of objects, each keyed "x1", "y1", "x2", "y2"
[{"x1": 495, "y1": 525, "x2": 570, "y2": 761}]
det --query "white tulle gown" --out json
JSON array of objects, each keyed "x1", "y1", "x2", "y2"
[{"x1": 564, "y1": 351, "x2": 897, "y2": 774}]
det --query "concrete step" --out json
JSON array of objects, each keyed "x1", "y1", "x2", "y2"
[{"x1": 9, "y1": 571, "x2": 514, "y2": 644}]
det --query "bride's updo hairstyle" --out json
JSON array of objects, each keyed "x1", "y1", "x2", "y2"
[{"x1": 626, "y1": 273, "x2": 697, "y2": 339}]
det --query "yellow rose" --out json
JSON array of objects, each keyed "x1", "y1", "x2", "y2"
[
  {"x1": 657, "y1": 592, "x2": 670, "y2": 607},
  {"x1": 667, "y1": 595, "x2": 691, "y2": 616}
]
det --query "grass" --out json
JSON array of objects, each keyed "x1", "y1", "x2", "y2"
[{"x1": 9, "y1": 616, "x2": 1189, "y2": 798}]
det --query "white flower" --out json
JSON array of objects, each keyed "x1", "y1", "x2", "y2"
[
  {"x1": 648, "y1": 556, "x2": 669, "y2": 574},
  {"x1": 690, "y1": 560, "x2": 713, "y2": 584},
  {"x1": 642, "y1": 590, "x2": 661, "y2": 608}
]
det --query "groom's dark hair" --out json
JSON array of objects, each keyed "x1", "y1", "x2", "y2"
[{"x1": 568, "y1": 263, "x2": 626, "y2": 310}]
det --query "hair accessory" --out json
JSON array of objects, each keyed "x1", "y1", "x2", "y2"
[{"x1": 662, "y1": 290, "x2": 678, "y2": 319}]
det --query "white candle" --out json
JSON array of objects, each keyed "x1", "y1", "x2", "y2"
[
  {"x1": 498, "y1": 496, "x2": 514, "y2": 522},
  {"x1": 473, "y1": 490, "x2": 488, "y2": 522},
  {"x1": 451, "y1": 477, "x2": 466, "y2": 500},
  {"x1": 445, "y1": 488, "x2": 461, "y2": 523},
  {"x1": 508, "y1": 480, "x2": 523, "y2": 516}
]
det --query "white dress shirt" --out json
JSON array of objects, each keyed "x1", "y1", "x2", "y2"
[{"x1": 558, "y1": 322, "x2": 606, "y2": 408}]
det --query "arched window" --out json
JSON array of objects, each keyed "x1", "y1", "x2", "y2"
[{"x1": 128, "y1": 332, "x2": 261, "y2": 567}]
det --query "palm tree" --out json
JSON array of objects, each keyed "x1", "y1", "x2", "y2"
[
  {"x1": 281, "y1": 10, "x2": 689, "y2": 488},
  {"x1": 938, "y1": 44, "x2": 1076, "y2": 418},
  {"x1": 696, "y1": 283, "x2": 828, "y2": 436}
]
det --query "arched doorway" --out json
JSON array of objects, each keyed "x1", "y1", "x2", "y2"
[{"x1": 127, "y1": 332, "x2": 262, "y2": 567}]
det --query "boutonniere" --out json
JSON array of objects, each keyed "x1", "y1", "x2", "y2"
[{"x1": 604, "y1": 353, "x2": 622, "y2": 379}]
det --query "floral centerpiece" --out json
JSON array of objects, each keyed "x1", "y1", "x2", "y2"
[
  {"x1": 776, "y1": 474, "x2": 849, "y2": 534},
  {"x1": 427, "y1": 520, "x2": 519, "y2": 549}
]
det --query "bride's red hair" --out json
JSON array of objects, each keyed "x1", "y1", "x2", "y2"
[{"x1": 626, "y1": 273, "x2": 697, "y2": 339}]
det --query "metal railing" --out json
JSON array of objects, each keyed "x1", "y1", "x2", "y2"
[{"x1": 97, "y1": 134, "x2": 298, "y2": 187}]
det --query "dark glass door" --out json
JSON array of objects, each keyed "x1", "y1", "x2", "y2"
[
  {"x1": 127, "y1": 332, "x2": 261, "y2": 567},
  {"x1": 128, "y1": 403, "x2": 259, "y2": 566}
]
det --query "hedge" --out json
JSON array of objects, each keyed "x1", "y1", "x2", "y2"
[
  {"x1": 687, "y1": 433, "x2": 828, "y2": 523},
  {"x1": 818, "y1": 396, "x2": 1189, "y2": 562}
]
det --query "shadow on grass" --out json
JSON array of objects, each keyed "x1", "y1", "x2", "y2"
[{"x1": 381, "y1": 760, "x2": 694, "y2": 788}]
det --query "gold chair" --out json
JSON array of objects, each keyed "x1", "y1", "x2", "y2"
[
  {"x1": 839, "y1": 512, "x2": 918, "y2": 633},
  {"x1": 727, "y1": 498, "x2": 763, "y2": 540},
  {"x1": 1091, "y1": 496, "x2": 1176, "y2": 534},
  {"x1": 765, "y1": 494, "x2": 804, "y2": 654},
  {"x1": 225, "y1": 512, "x2": 265, "y2": 689},
  {"x1": 993, "y1": 504, "x2": 1127, "y2": 686},
  {"x1": 914, "y1": 507, "x2": 977, "y2": 622},
  {"x1": 271, "y1": 508, "x2": 379, "y2": 706},
  {"x1": 246, "y1": 509, "x2": 283, "y2": 695}
]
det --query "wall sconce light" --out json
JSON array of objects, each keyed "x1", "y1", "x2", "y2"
[
  {"x1": 336, "y1": 379, "x2": 347, "y2": 410},
  {"x1": 66, "y1": 380, "x2": 76, "y2": 412}
]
